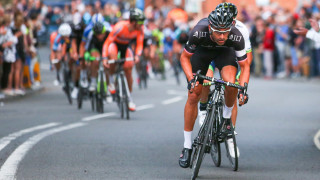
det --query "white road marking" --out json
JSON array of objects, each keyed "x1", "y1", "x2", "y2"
[
  {"x1": 0, "y1": 123, "x2": 60, "y2": 152},
  {"x1": 162, "y1": 96, "x2": 184, "y2": 105},
  {"x1": 82, "y1": 112, "x2": 117, "y2": 122},
  {"x1": 136, "y1": 104, "x2": 155, "y2": 111},
  {"x1": 167, "y1": 89, "x2": 187, "y2": 96},
  {"x1": 0, "y1": 122, "x2": 85, "y2": 180},
  {"x1": 313, "y1": 129, "x2": 320, "y2": 150}
]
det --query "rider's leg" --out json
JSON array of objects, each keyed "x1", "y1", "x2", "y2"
[
  {"x1": 123, "y1": 48, "x2": 134, "y2": 92},
  {"x1": 220, "y1": 65, "x2": 238, "y2": 119},
  {"x1": 106, "y1": 43, "x2": 118, "y2": 94},
  {"x1": 89, "y1": 50, "x2": 99, "y2": 91},
  {"x1": 198, "y1": 68, "x2": 214, "y2": 126},
  {"x1": 231, "y1": 99, "x2": 238, "y2": 126}
]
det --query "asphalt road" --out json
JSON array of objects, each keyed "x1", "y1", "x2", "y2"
[{"x1": 0, "y1": 46, "x2": 319, "y2": 180}]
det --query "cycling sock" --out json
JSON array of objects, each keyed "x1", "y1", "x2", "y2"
[
  {"x1": 199, "y1": 102, "x2": 207, "y2": 111},
  {"x1": 223, "y1": 104, "x2": 234, "y2": 119},
  {"x1": 184, "y1": 130, "x2": 192, "y2": 149}
]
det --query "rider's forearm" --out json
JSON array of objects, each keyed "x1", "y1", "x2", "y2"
[
  {"x1": 239, "y1": 60, "x2": 250, "y2": 86},
  {"x1": 79, "y1": 42, "x2": 86, "y2": 57},
  {"x1": 180, "y1": 50, "x2": 193, "y2": 81},
  {"x1": 71, "y1": 39, "x2": 78, "y2": 55}
]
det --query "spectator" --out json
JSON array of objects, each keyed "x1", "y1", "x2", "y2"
[
  {"x1": 10, "y1": 11, "x2": 27, "y2": 95},
  {"x1": 263, "y1": 21, "x2": 275, "y2": 79},
  {"x1": 294, "y1": 19, "x2": 320, "y2": 43},
  {"x1": 250, "y1": 17, "x2": 265, "y2": 77},
  {"x1": 0, "y1": 14, "x2": 17, "y2": 95}
]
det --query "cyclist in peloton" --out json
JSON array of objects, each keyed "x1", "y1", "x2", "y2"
[
  {"x1": 178, "y1": 6, "x2": 250, "y2": 168},
  {"x1": 50, "y1": 23, "x2": 72, "y2": 86},
  {"x1": 198, "y1": 3, "x2": 253, "y2": 134},
  {"x1": 70, "y1": 12, "x2": 86, "y2": 99},
  {"x1": 86, "y1": 22, "x2": 110, "y2": 92},
  {"x1": 102, "y1": 8, "x2": 145, "y2": 112}
]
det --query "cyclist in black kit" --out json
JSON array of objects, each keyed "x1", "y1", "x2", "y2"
[
  {"x1": 178, "y1": 6, "x2": 250, "y2": 168},
  {"x1": 70, "y1": 14, "x2": 86, "y2": 99}
]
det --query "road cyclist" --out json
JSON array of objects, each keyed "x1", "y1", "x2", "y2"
[
  {"x1": 102, "y1": 8, "x2": 146, "y2": 112},
  {"x1": 178, "y1": 5, "x2": 250, "y2": 175}
]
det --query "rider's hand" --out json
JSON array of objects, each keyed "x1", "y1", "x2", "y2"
[
  {"x1": 103, "y1": 59, "x2": 110, "y2": 68},
  {"x1": 238, "y1": 93, "x2": 248, "y2": 106},
  {"x1": 187, "y1": 79, "x2": 199, "y2": 93},
  {"x1": 134, "y1": 55, "x2": 140, "y2": 64},
  {"x1": 238, "y1": 83, "x2": 249, "y2": 106},
  {"x1": 72, "y1": 53, "x2": 78, "y2": 60}
]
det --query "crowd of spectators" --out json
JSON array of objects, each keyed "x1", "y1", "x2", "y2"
[
  {"x1": 240, "y1": 0, "x2": 320, "y2": 79},
  {"x1": 0, "y1": 0, "x2": 319, "y2": 99}
]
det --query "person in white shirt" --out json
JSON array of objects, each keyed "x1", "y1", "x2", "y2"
[{"x1": 294, "y1": 19, "x2": 320, "y2": 43}]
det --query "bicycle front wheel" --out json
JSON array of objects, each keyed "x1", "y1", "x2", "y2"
[
  {"x1": 191, "y1": 115, "x2": 212, "y2": 180},
  {"x1": 210, "y1": 105, "x2": 221, "y2": 167},
  {"x1": 121, "y1": 75, "x2": 130, "y2": 120},
  {"x1": 225, "y1": 125, "x2": 238, "y2": 171},
  {"x1": 77, "y1": 87, "x2": 83, "y2": 109}
]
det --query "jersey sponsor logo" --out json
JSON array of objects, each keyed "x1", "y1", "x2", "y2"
[
  {"x1": 193, "y1": 31, "x2": 199, "y2": 38},
  {"x1": 229, "y1": 34, "x2": 242, "y2": 42},
  {"x1": 193, "y1": 31, "x2": 207, "y2": 38},
  {"x1": 199, "y1": 32, "x2": 207, "y2": 38}
]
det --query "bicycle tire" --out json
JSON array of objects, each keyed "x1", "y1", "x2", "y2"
[
  {"x1": 90, "y1": 92, "x2": 95, "y2": 112},
  {"x1": 97, "y1": 73, "x2": 105, "y2": 113},
  {"x1": 77, "y1": 87, "x2": 83, "y2": 109},
  {"x1": 63, "y1": 68, "x2": 72, "y2": 105},
  {"x1": 173, "y1": 60, "x2": 180, "y2": 85},
  {"x1": 122, "y1": 77, "x2": 129, "y2": 120},
  {"x1": 210, "y1": 105, "x2": 221, "y2": 167},
  {"x1": 225, "y1": 125, "x2": 238, "y2": 171},
  {"x1": 191, "y1": 113, "x2": 212, "y2": 180},
  {"x1": 119, "y1": 75, "x2": 124, "y2": 119}
]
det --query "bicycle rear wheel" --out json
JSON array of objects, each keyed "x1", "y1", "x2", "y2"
[
  {"x1": 90, "y1": 92, "x2": 95, "y2": 112},
  {"x1": 97, "y1": 75, "x2": 105, "y2": 113},
  {"x1": 63, "y1": 68, "x2": 72, "y2": 105},
  {"x1": 77, "y1": 87, "x2": 83, "y2": 109},
  {"x1": 225, "y1": 125, "x2": 238, "y2": 171},
  {"x1": 191, "y1": 114, "x2": 212, "y2": 180}
]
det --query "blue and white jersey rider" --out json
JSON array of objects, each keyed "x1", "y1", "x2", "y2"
[{"x1": 162, "y1": 28, "x2": 175, "y2": 54}]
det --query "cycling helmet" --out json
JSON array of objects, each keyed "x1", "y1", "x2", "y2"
[
  {"x1": 93, "y1": 22, "x2": 106, "y2": 34},
  {"x1": 216, "y1": 2, "x2": 238, "y2": 19},
  {"x1": 129, "y1": 8, "x2": 145, "y2": 24},
  {"x1": 58, "y1": 23, "x2": 72, "y2": 36},
  {"x1": 208, "y1": 8, "x2": 233, "y2": 29},
  {"x1": 91, "y1": 13, "x2": 104, "y2": 24}
]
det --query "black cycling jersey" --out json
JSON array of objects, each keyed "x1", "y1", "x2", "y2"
[
  {"x1": 70, "y1": 22, "x2": 85, "y2": 51},
  {"x1": 87, "y1": 32, "x2": 109, "y2": 53},
  {"x1": 185, "y1": 18, "x2": 247, "y2": 61}
]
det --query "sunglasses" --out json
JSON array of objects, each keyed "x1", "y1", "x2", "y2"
[{"x1": 210, "y1": 26, "x2": 232, "y2": 34}]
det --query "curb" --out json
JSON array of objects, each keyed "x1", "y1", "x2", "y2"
[{"x1": 0, "y1": 86, "x2": 45, "y2": 103}]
